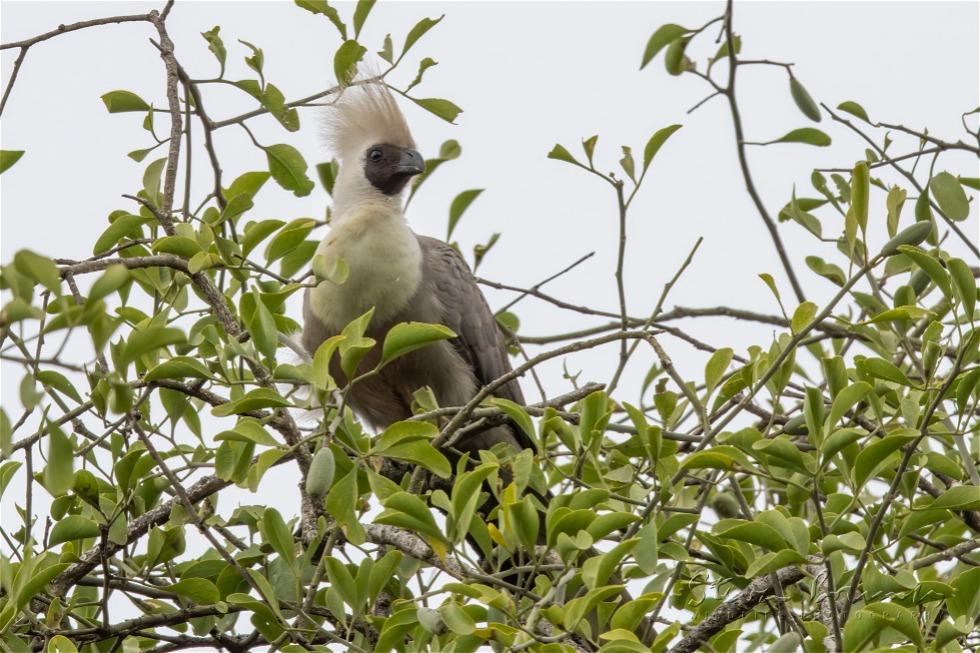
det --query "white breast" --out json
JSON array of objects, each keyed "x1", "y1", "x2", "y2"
[{"x1": 308, "y1": 201, "x2": 423, "y2": 330}]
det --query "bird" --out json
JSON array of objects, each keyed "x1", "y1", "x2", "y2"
[
  {"x1": 300, "y1": 81, "x2": 534, "y2": 472},
  {"x1": 299, "y1": 82, "x2": 652, "y2": 650}
]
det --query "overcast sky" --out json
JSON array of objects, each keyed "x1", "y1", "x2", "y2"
[{"x1": 2, "y1": 0, "x2": 978, "y2": 603}]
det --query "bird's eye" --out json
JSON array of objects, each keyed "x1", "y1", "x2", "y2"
[{"x1": 369, "y1": 149, "x2": 383, "y2": 162}]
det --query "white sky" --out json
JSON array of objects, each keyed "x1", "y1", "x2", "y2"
[{"x1": 1, "y1": 0, "x2": 978, "y2": 637}]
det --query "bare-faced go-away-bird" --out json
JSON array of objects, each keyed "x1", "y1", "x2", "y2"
[
  {"x1": 300, "y1": 83, "x2": 651, "y2": 649},
  {"x1": 300, "y1": 82, "x2": 533, "y2": 470}
]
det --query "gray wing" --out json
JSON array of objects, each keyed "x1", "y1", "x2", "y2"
[{"x1": 418, "y1": 235, "x2": 526, "y2": 409}]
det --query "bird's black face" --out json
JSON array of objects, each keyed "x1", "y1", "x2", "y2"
[{"x1": 363, "y1": 143, "x2": 425, "y2": 196}]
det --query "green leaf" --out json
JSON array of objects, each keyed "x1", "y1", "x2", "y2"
[
  {"x1": 352, "y1": 0, "x2": 376, "y2": 37},
  {"x1": 948, "y1": 257, "x2": 976, "y2": 317},
  {"x1": 167, "y1": 578, "x2": 220, "y2": 604},
  {"x1": 790, "y1": 301, "x2": 817, "y2": 334},
  {"x1": 447, "y1": 189, "x2": 483, "y2": 240},
  {"x1": 743, "y1": 549, "x2": 805, "y2": 578},
  {"x1": 928, "y1": 485, "x2": 980, "y2": 511},
  {"x1": 121, "y1": 326, "x2": 185, "y2": 367},
  {"x1": 863, "y1": 602, "x2": 924, "y2": 649},
  {"x1": 947, "y1": 567, "x2": 980, "y2": 619},
  {"x1": 411, "y1": 97, "x2": 462, "y2": 124},
  {"x1": 758, "y1": 272, "x2": 782, "y2": 304},
  {"x1": 0, "y1": 415, "x2": 12, "y2": 459},
  {"x1": 402, "y1": 15, "x2": 443, "y2": 56},
  {"x1": 376, "y1": 491, "x2": 446, "y2": 544},
  {"x1": 896, "y1": 245, "x2": 952, "y2": 297},
  {"x1": 257, "y1": 83, "x2": 299, "y2": 132},
  {"x1": 385, "y1": 439, "x2": 451, "y2": 478},
  {"x1": 867, "y1": 305, "x2": 935, "y2": 325},
  {"x1": 294, "y1": 0, "x2": 347, "y2": 39},
  {"x1": 439, "y1": 602, "x2": 475, "y2": 635},
  {"x1": 13, "y1": 250, "x2": 60, "y2": 294},
  {"x1": 377, "y1": 34, "x2": 394, "y2": 63},
  {"x1": 44, "y1": 424, "x2": 74, "y2": 496},
  {"x1": 373, "y1": 420, "x2": 438, "y2": 451},
  {"x1": 325, "y1": 557, "x2": 358, "y2": 609},
  {"x1": 643, "y1": 124, "x2": 682, "y2": 170},
  {"x1": 242, "y1": 219, "x2": 286, "y2": 259},
  {"x1": 885, "y1": 186, "x2": 907, "y2": 236},
  {"x1": 449, "y1": 463, "x2": 498, "y2": 543},
  {"x1": 825, "y1": 382, "x2": 871, "y2": 435},
  {"x1": 851, "y1": 161, "x2": 869, "y2": 233},
  {"x1": 380, "y1": 322, "x2": 456, "y2": 366},
  {"x1": 260, "y1": 507, "x2": 296, "y2": 563},
  {"x1": 315, "y1": 160, "x2": 339, "y2": 196},
  {"x1": 837, "y1": 100, "x2": 870, "y2": 122},
  {"x1": 704, "y1": 347, "x2": 733, "y2": 394},
  {"x1": 547, "y1": 144, "x2": 579, "y2": 165},
  {"x1": 771, "y1": 127, "x2": 832, "y2": 147},
  {"x1": 36, "y1": 370, "x2": 82, "y2": 403},
  {"x1": 488, "y1": 397, "x2": 536, "y2": 447},
  {"x1": 264, "y1": 144, "x2": 315, "y2": 197},
  {"x1": 806, "y1": 255, "x2": 846, "y2": 286},
  {"x1": 47, "y1": 636, "x2": 76, "y2": 653},
  {"x1": 266, "y1": 218, "x2": 317, "y2": 263},
  {"x1": 678, "y1": 448, "x2": 737, "y2": 471},
  {"x1": 101, "y1": 90, "x2": 151, "y2": 113},
  {"x1": 152, "y1": 236, "x2": 202, "y2": 258},
  {"x1": 49, "y1": 515, "x2": 101, "y2": 546},
  {"x1": 212, "y1": 388, "x2": 291, "y2": 416},
  {"x1": 334, "y1": 39, "x2": 367, "y2": 85},
  {"x1": 201, "y1": 26, "x2": 227, "y2": 72},
  {"x1": 144, "y1": 356, "x2": 212, "y2": 382},
  {"x1": 857, "y1": 357, "x2": 912, "y2": 386},
  {"x1": 930, "y1": 172, "x2": 970, "y2": 221},
  {"x1": 93, "y1": 213, "x2": 146, "y2": 254},
  {"x1": 640, "y1": 24, "x2": 688, "y2": 69},
  {"x1": 789, "y1": 77, "x2": 821, "y2": 122},
  {"x1": 716, "y1": 521, "x2": 789, "y2": 553},
  {"x1": 0, "y1": 150, "x2": 24, "y2": 174},
  {"x1": 327, "y1": 467, "x2": 365, "y2": 544},
  {"x1": 86, "y1": 264, "x2": 130, "y2": 306},
  {"x1": 215, "y1": 418, "x2": 280, "y2": 447},
  {"x1": 821, "y1": 428, "x2": 863, "y2": 464},
  {"x1": 246, "y1": 289, "x2": 278, "y2": 360},
  {"x1": 853, "y1": 429, "x2": 917, "y2": 491}
]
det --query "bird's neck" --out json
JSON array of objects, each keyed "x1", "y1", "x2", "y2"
[
  {"x1": 331, "y1": 164, "x2": 405, "y2": 218},
  {"x1": 309, "y1": 200, "x2": 423, "y2": 330}
]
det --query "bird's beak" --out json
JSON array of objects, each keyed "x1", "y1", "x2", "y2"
[{"x1": 395, "y1": 149, "x2": 425, "y2": 176}]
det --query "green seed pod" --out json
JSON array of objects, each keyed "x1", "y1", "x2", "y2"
[
  {"x1": 782, "y1": 414, "x2": 809, "y2": 436},
  {"x1": 880, "y1": 221, "x2": 932, "y2": 257},
  {"x1": 305, "y1": 447, "x2": 335, "y2": 498},
  {"x1": 789, "y1": 77, "x2": 821, "y2": 122},
  {"x1": 664, "y1": 37, "x2": 689, "y2": 76},
  {"x1": 711, "y1": 492, "x2": 742, "y2": 519}
]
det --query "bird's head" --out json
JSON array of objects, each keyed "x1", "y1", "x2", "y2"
[{"x1": 325, "y1": 82, "x2": 425, "y2": 213}]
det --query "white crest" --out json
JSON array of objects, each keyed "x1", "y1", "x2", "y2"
[{"x1": 324, "y1": 82, "x2": 415, "y2": 162}]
